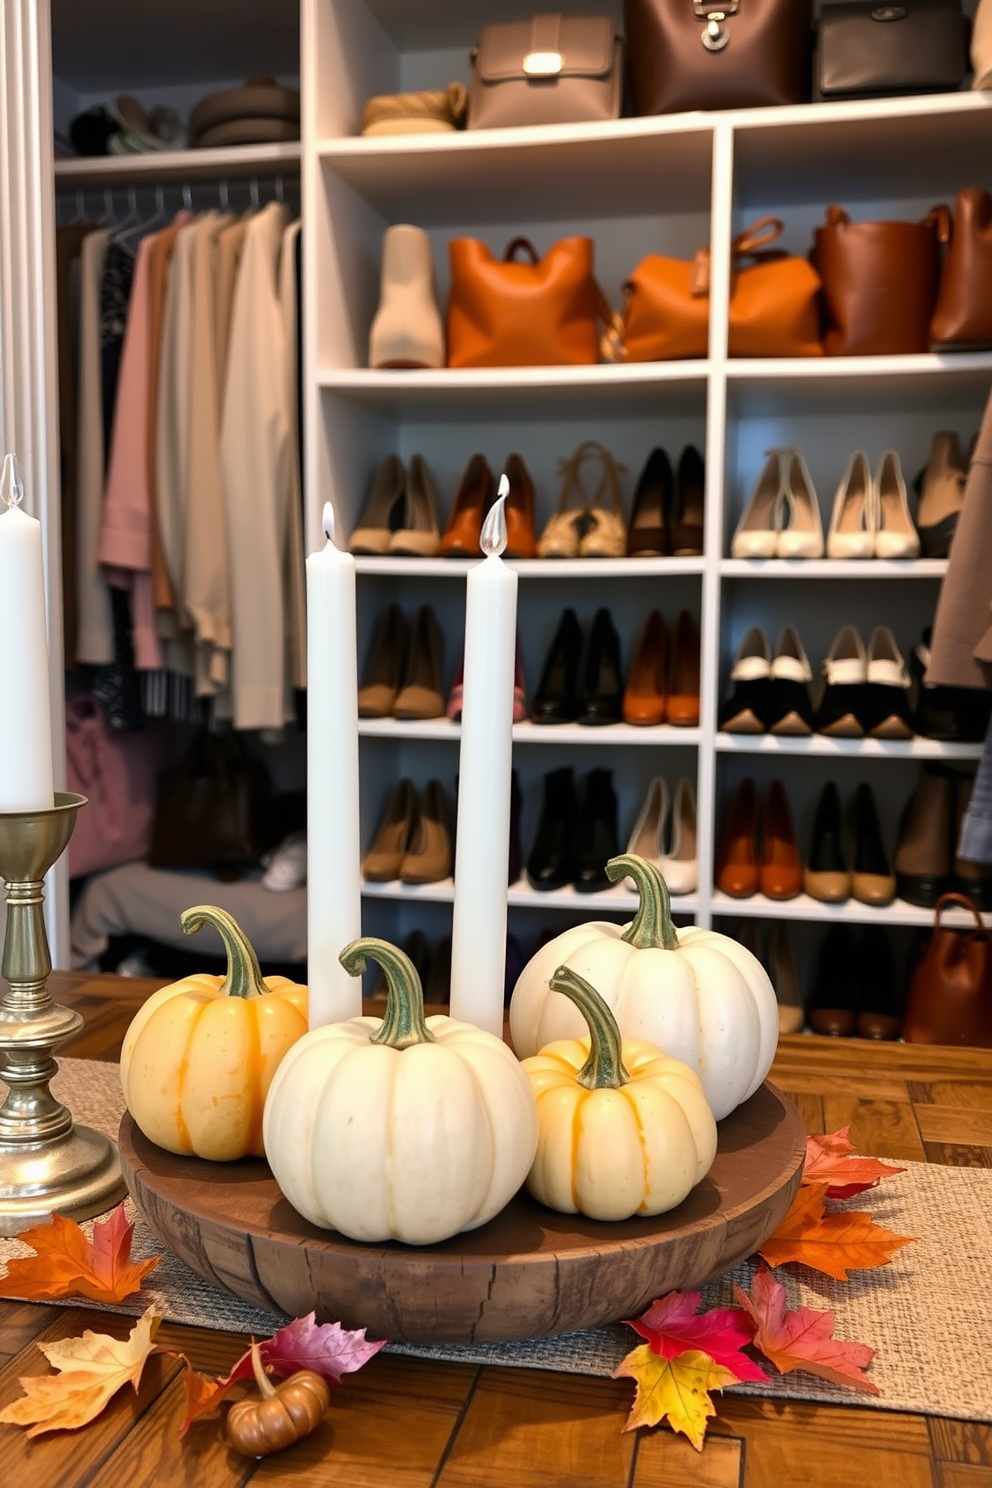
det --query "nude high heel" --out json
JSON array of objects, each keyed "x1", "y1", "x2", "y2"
[
  {"x1": 731, "y1": 451, "x2": 782, "y2": 559},
  {"x1": 777, "y1": 449, "x2": 824, "y2": 558},
  {"x1": 827, "y1": 451, "x2": 873, "y2": 559},
  {"x1": 368, "y1": 224, "x2": 444, "y2": 370},
  {"x1": 874, "y1": 450, "x2": 920, "y2": 559}
]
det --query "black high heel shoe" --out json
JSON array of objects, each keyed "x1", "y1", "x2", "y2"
[
  {"x1": 573, "y1": 768, "x2": 619, "y2": 893},
  {"x1": 530, "y1": 609, "x2": 583, "y2": 725},
  {"x1": 578, "y1": 608, "x2": 623, "y2": 726},
  {"x1": 526, "y1": 767, "x2": 577, "y2": 891}
]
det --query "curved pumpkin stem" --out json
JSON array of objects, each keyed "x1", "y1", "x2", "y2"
[
  {"x1": 180, "y1": 905, "x2": 268, "y2": 999},
  {"x1": 549, "y1": 965, "x2": 630, "y2": 1091},
  {"x1": 339, "y1": 937, "x2": 435, "y2": 1050},
  {"x1": 606, "y1": 854, "x2": 680, "y2": 952}
]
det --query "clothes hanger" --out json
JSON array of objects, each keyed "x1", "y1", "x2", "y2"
[
  {"x1": 249, "y1": 176, "x2": 260, "y2": 210},
  {"x1": 218, "y1": 178, "x2": 229, "y2": 212}
]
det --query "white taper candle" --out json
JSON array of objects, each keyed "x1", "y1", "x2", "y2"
[
  {"x1": 0, "y1": 454, "x2": 55, "y2": 812},
  {"x1": 306, "y1": 502, "x2": 363, "y2": 1026},
  {"x1": 449, "y1": 483, "x2": 518, "y2": 1037}
]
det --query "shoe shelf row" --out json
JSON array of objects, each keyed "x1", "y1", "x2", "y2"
[{"x1": 304, "y1": 0, "x2": 992, "y2": 955}]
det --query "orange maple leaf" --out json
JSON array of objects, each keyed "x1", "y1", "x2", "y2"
[
  {"x1": 180, "y1": 1369, "x2": 241, "y2": 1433},
  {"x1": 0, "y1": 1309, "x2": 160, "y2": 1436},
  {"x1": 758, "y1": 1181, "x2": 914, "y2": 1281},
  {"x1": 735, "y1": 1266, "x2": 880, "y2": 1394},
  {"x1": 802, "y1": 1127, "x2": 906, "y2": 1199},
  {"x1": 0, "y1": 1203, "x2": 159, "y2": 1304}
]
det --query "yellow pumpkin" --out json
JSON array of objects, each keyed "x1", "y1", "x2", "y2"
[
  {"x1": 522, "y1": 965, "x2": 717, "y2": 1222},
  {"x1": 119, "y1": 905, "x2": 308, "y2": 1160}
]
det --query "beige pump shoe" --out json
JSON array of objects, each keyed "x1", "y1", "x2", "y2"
[
  {"x1": 368, "y1": 224, "x2": 445, "y2": 370},
  {"x1": 874, "y1": 451, "x2": 919, "y2": 559}
]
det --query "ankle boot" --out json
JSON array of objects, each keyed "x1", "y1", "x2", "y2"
[
  {"x1": 368, "y1": 224, "x2": 444, "y2": 370},
  {"x1": 526, "y1": 767, "x2": 577, "y2": 892},
  {"x1": 573, "y1": 768, "x2": 619, "y2": 893},
  {"x1": 895, "y1": 766, "x2": 954, "y2": 907}
]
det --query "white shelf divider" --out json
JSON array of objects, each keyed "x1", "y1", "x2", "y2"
[
  {"x1": 710, "y1": 890, "x2": 989, "y2": 929},
  {"x1": 54, "y1": 142, "x2": 301, "y2": 185},
  {"x1": 715, "y1": 734, "x2": 982, "y2": 760},
  {"x1": 354, "y1": 556, "x2": 706, "y2": 579},
  {"x1": 720, "y1": 559, "x2": 948, "y2": 579},
  {"x1": 362, "y1": 878, "x2": 699, "y2": 916},
  {"x1": 358, "y1": 718, "x2": 702, "y2": 746}
]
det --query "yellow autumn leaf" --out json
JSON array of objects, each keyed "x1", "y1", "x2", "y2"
[
  {"x1": 0, "y1": 1308, "x2": 160, "y2": 1437},
  {"x1": 613, "y1": 1344, "x2": 738, "y2": 1450}
]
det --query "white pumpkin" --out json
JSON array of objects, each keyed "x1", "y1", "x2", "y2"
[
  {"x1": 509, "y1": 854, "x2": 778, "y2": 1122},
  {"x1": 263, "y1": 937, "x2": 538, "y2": 1246}
]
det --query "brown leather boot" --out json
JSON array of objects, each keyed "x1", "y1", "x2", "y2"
[
  {"x1": 357, "y1": 604, "x2": 408, "y2": 718},
  {"x1": 401, "y1": 778, "x2": 452, "y2": 884},
  {"x1": 394, "y1": 605, "x2": 445, "y2": 719},
  {"x1": 895, "y1": 765, "x2": 954, "y2": 908}
]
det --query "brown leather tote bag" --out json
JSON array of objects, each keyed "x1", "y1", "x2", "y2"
[
  {"x1": 607, "y1": 218, "x2": 823, "y2": 362},
  {"x1": 624, "y1": 0, "x2": 813, "y2": 115},
  {"x1": 148, "y1": 729, "x2": 272, "y2": 875},
  {"x1": 447, "y1": 236, "x2": 600, "y2": 368},
  {"x1": 813, "y1": 203, "x2": 950, "y2": 355},
  {"x1": 931, "y1": 189, "x2": 992, "y2": 349},
  {"x1": 904, "y1": 893, "x2": 992, "y2": 1047}
]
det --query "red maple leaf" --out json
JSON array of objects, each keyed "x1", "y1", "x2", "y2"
[
  {"x1": 179, "y1": 1312, "x2": 385, "y2": 1433},
  {"x1": 0, "y1": 1203, "x2": 158, "y2": 1304},
  {"x1": 735, "y1": 1266, "x2": 880, "y2": 1394},
  {"x1": 802, "y1": 1127, "x2": 905, "y2": 1200},
  {"x1": 626, "y1": 1289, "x2": 768, "y2": 1382}
]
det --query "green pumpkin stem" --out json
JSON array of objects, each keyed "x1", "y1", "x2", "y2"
[
  {"x1": 549, "y1": 965, "x2": 630, "y2": 1091},
  {"x1": 606, "y1": 854, "x2": 680, "y2": 952},
  {"x1": 339, "y1": 937, "x2": 435, "y2": 1049},
  {"x1": 180, "y1": 905, "x2": 269, "y2": 999}
]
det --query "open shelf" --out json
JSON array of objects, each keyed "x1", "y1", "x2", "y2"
[
  {"x1": 355, "y1": 555, "x2": 706, "y2": 579},
  {"x1": 53, "y1": 142, "x2": 301, "y2": 185},
  {"x1": 711, "y1": 890, "x2": 989, "y2": 928},
  {"x1": 361, "y1": 877, "x2": 699, "y2": 914},
  {"x1": 359, "y1": 718, "x2": 701, "y2": 746},
  {"x1": 715, "y1": 734, "x2": 983, "y2": 760},
  {"x1": 720, "y1": 558, "x2": 948, "y2": 579}
]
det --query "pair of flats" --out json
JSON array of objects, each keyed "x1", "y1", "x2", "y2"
[
  {"x1": 826, "y1": 451, "x2": 918, "y2": 559},
  {"x1": 625, "y1": 777, "x2": 697, "y2": 896}
]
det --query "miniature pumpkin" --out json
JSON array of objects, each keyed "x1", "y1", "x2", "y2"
[
  {"x1": 509, "y1": 854, "x2": 778, "y2": 1121},
  {"x1": 522, "y1": 965, "x2": 717, "y2": 1220},
  {"x1": 226, "y1": 1344, "x2": 330, "y2": 1457},
  {"x1": 262, "y1": 936, "x2": 538, "y2": 1245},
  {"x1": 119, "y1": 905, "x2": 308, "y2": 1161}
]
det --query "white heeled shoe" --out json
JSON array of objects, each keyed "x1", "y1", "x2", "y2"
[
  {"x1": 874, "y1": 451, "x2": 920, "y2": 559},
  {"x1": 777, "y1": 449, "x2": 824, "y2": 558},
  {"x1": 368, "y1": 224, "x2": 445, "y2": 370},
  {"x1": 731, "y1": 451, "x2": 783, "y2": 558},
  {"x1": 625, "y1": 777, "x2": 669, "y2": 885},
  {"x1": 826, "y1": 451, "x2": 873, "y2": 559},
  {"x1": 659, "y1": 777, "x2": 698, "y2": 896}
]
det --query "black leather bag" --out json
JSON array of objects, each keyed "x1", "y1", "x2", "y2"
[
  {"x1": 817, "y1": 0, "x2": 968, "y2": 99},
  {"x1": 148, "y1": 730, "x2": 271, "y2": 875}
]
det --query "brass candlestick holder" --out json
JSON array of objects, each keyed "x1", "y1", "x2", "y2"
[{"x1": 0, "y1": 793, "x2": 124, "y2": 1234}]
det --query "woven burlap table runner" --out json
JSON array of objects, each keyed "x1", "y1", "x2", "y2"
[{"x1": 1, "y1": 1058, "x2": 990, "y2": 1422}]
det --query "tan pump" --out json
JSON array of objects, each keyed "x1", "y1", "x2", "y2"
[{"x1": 368, "y1": 224, "x2": 445, "y2": 369}]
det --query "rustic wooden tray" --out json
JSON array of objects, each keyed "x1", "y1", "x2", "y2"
[{"x1": 118, "y1": 1081, "x2": 805, "y2": 1345}]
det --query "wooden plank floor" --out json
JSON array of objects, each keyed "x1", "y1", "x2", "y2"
[{"x1": 0, "y1": 974, "x2": 989, "y2": 1487}]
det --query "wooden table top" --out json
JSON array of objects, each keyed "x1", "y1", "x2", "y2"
[{"x1": 2, "y1": 971, "x2": 992, "y2": 1488}]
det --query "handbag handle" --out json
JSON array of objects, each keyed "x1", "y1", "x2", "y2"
[
  {"x1": 733, "y1": 216, "x2": 785, "y2": 258},
  {"x1": 933, "y1": 891, "x2": 990, "y2": 937},
  {"x1": 824, "y1": 202, "x2": 951, "y2": 242},
  {"x1": 503, "y1": 236, "x2": 540, "y2": 264}
]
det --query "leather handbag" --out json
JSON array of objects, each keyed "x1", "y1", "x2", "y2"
[
  {"x1": 467, "y1": 15, "x2": 622, "y2": 130},
  {"x1": 607, "y1": 218, "x2": 823, "y2": 362},
  {"x1": 813, "y1": 203, "x2": 951, "y2": 356},
  {"x1": 904, "y1": 892, "x2": 992, "y2": 1046},
  {"x1": 148, "y1": 729, "x2": 272, "y2": 876},
  {"x1": 931, "y1": 189, "x2": 992, "y2": 349},
  {"x1": 624, "y1": 0, "x2": 813, "y2": 115},
  {"x1": 65, "y1": 695, "x2": 173, "y2": 879},
  {"x1": 447, "y1": 236, "x2": 600, "y2": 368},
  {"x1": 817, "y1": 0, "x2": 968, "y2": 100}
]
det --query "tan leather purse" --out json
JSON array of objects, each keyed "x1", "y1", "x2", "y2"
[
  {"x1": 468, "y1": 15, "x2": 622, "y2": 129},
  {"x1": 813, "y1": 203, "x2": 951, "y2": 356},
  {"x1": 447, "y1": 236, "x2": 600, "y2": 368},
  {"x1": 904, "y1": 893, "x2": 992, "y2": 1047},
  {"x1": 606, "y1": 218, "x2": 823, "y2": 362},
  {"x1": 931, "y1": 189, "x2": 992, "y2": 349}
]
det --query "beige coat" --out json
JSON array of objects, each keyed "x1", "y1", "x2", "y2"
[{"x1": 927, "y1": 387, "x2": 992, "y2": 691}]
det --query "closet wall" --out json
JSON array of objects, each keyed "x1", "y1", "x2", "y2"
[{"x1": 303, "y1": 0, "x2": 992, "y2": 989}]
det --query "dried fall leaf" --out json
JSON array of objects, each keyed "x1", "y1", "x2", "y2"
[
  {"x1": 0, "y1": 1309, "x2": 160, "y2": 1437},
  {"x1": 179, "y1": 1312, "x2": 385, "y2": 1434},
  {"x1": 0, "y1": 1203, "x2": 158, "y2": 1305},
  {"x1": 759, "y1": 1181, "x2": 914, "y2": 1281},
  {"x1": 803, "y1": 1127, "x2": 906, "y2": 1200},
  {"x1": 613, "y1": 1344, "x2": 738, "y2": 1449},
  {"x1": 626, "y1": 1290, "x2": 768, "y2": 1382},
  {"x1": 735, "y1": 1266, "x2": 880, "y2": 1394}
]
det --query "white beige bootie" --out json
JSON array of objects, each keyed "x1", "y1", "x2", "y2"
[{"x1": 368, "y1": 224, "x2": 444, "y2": 369}]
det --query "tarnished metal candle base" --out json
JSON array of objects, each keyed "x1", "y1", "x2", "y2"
[{"x1": 0, "y1": 793, "x2": 124, "y2": 1234}]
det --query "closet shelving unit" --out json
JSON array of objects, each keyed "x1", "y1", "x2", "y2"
[
  {"x1": 53, "y1": 141, "x2": 301, "y2": 186},
  {"x1": 304, "y1": 1, "x2": 992, "y2": 971}
]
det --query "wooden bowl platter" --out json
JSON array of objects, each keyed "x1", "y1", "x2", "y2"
[{"x1": 118, "y1": 1081, "x2": 805, "y2": 1345}]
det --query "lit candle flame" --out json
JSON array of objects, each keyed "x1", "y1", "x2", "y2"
[
  {"x1": 322, "y1": 501, "x2": 337, "y2": 546},
  {"x1": 1, "y1": 454, "x2": 25, "y2": 511},
  {"x1": 480, "y1": 476, "x2": 509, "y2": 558}
]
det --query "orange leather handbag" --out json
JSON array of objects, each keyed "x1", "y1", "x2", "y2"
[
  {"x1": 608, "y1": 218, "x2": 823, "y2": 362},
  {"x1": 904, "y1": 892, "x2": 992, "y2": 1047},
  {"x1": 447, "y1": 236, "x2": 600, "y2": 368},
  {"x1": 931, "y1": 188, "x2": 992, "y2": 349}
]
